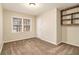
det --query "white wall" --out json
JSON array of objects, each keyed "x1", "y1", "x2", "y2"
[
  {"x1": 36, "y1": 7, "x2": 79, "y2": 47},
  {"x1": 3, "y1": 10, "x2": 36, "y2": 43},
  {"x1": 62, "y1": 27, "x2": 67, "y2": 42},
  {"x1": 61, "y1": 7, "x2": 79, "y2": 47},
  {"x1": 56, "y1": 9, "x2": 62, "y2": 44},
  {"x1": 0, "y1": 4, "x2": 3, "y2": 53},
  {"x1": 62, "y1": 26, "x2": 79, "y2": 47},
  {"x1": 36, "y1": 8, "x2": 62, "y2": 45}
]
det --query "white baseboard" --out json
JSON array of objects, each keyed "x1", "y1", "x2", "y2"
[
  {"x1": 4, "y1": 37, "x2": 62, "y2": 46},
  {"x1": 4, "y1": 37, "x2": 36, "y2": 43},
  {"x1": 62, "y1": 41, "x2": 79, "y2": 47},
  {"x1": 56, "y1": 41, "x2": 62, "y2": 45},
  {"x1": 4, "y1": 37, "x2": 79, "y2": 47},
  {"x1": 36, "y1": 37, "x2": 62, "y2": 45}
]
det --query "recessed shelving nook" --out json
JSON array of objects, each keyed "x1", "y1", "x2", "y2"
[{"x1": 61, "y1": 5, "x2": 79, "y2": 25}]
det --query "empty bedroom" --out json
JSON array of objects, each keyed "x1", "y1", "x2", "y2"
[{"x1": 0, "y1": 3, "x2": 79, "y2": 55}]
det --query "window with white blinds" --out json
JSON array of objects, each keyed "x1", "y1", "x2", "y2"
[{"x1": 12, "y1": 17, "x2": 31, "y2": 32}]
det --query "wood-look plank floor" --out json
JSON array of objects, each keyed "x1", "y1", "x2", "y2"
[{"x1": 1, "y1": 38, "x2": 79, "y2": 55}]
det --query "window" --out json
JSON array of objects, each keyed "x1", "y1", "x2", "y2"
[
  {"x1": 23, "y1": 19, "x2": 30, "y2": 32},
  {"x1": 12, "y1": 17, "x2": 22, "y2": 32},
  {"x1": 12, "y1": 17, "x2": 31, "y2": 32}
]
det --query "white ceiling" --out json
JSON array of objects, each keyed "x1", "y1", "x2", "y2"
[{"x1": 2, "y1": 3, "x2": 78, "y2": 16}]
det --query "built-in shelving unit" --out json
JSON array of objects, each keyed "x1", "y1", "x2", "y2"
[{"x1": 61, "y1": 5, "x2": 79, "y2": 25}]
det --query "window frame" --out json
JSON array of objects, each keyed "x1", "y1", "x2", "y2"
[{"x1": 11, "y1": 16, "x2": 32, "y2": 33}]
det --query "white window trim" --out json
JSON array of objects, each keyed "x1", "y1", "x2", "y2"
[{"x1": 11, "y1": 16, "x2": 32, "y2": 33}]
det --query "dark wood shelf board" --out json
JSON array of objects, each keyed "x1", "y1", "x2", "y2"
[
  {"x1": 73, "y1": 12, "x2": 79, "y2": 14},
  {"x1": 62, "y1": 24, "x2": 79, "y2": 26},
  {"x1": 62, "y1": 14, "x2": 72, "y2": 16},
  {"x1": 73, "y1": 24, "x2": 79, "y2": 25},
  {"x1": 62, "y1": 24, "x2": 72, "y2": 26},
  {"x1": 62, "y1": 19, "x2": 71, "y2": 21},
  {"x1": 73, "y1": 18, "x2": 79, "y2": 20},
  {"x1": 62, "y1": 18, "x2": 79, "y2": 20},
  {"x1": 62, "y1": 12, "x2": 79, "y2": 16}
]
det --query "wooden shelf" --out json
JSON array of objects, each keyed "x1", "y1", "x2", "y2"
[
  {"x1": 73, "y1": 12, "x2": 79, "y2": 14},
  {"x1": 62, "y1": 14, "x2": 71, "y2": 16},
  {"x1": 72, "y1": 23, "x2": 79, "y2": 25},
  {"x1": 62, "y1": 19, "x2": 71, "y2": 21},
  {"x1": 73, "y1": 18, "x2": 79, "y2": 20},
  {"x1": 62, "y1": 24, "x2": 71, "y2": 26},
  {"x1": 61, "y1": 5, "x2": 79, "y2": 26},
  {"x1": 62, "y1": 12, "x2": 79, "y2": 16},
  {"x1": 62, "y1": 24, "x2": 79, "y2": 26}
]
